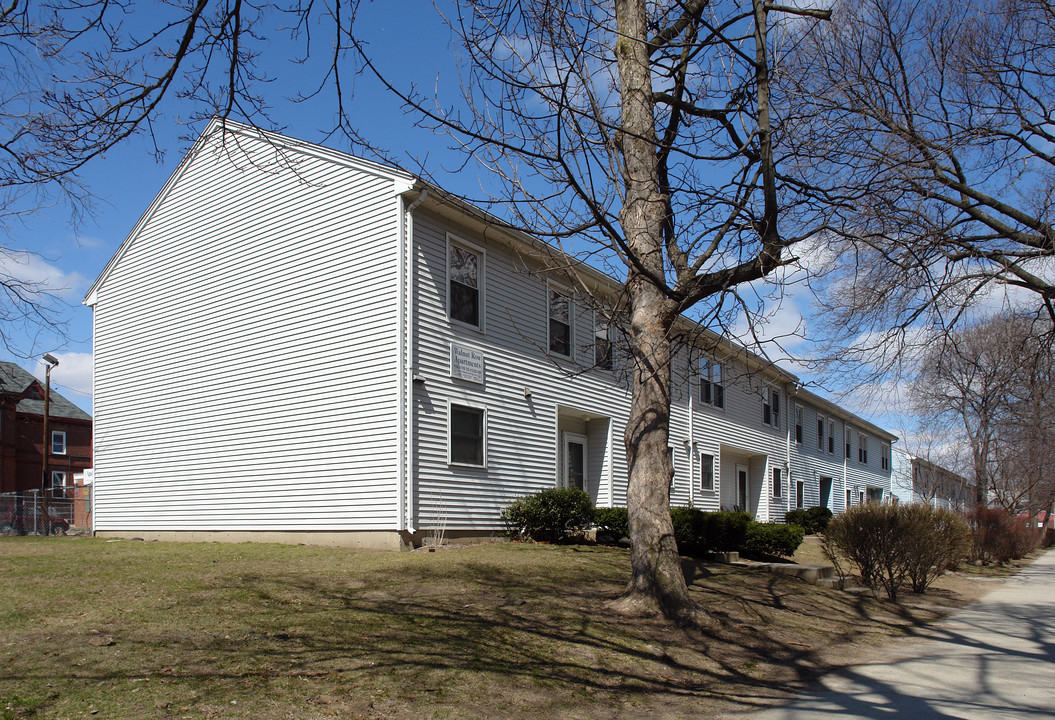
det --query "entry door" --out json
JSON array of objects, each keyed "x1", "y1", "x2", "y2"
[
  {"x1": 563, "y1": 433, "x2": 588, "y2": 492},
  {"x1": 736, "y1": 464, "x2": 749, "y2": 513},
  {"x1": 820, "y1": 477, "x2": 833, "y2": 508}
]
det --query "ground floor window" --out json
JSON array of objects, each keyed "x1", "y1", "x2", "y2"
[
  {"x1": 50, "y1": 471, "x2": 67, "y2": 497},
  {"x1": 449, "y1": 404, "x2": 485, "y2": 466},
  {"x1": 772, "y1": 467, "x2": 782, "y2": 498},
  {"x1": 796, "y1": 480, "x2": 804, "y2": 509},
  {"x1": 700, "y1": 453, "x2": 714, "y2": 492}
]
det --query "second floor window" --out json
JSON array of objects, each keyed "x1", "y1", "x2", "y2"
[
  {"x1": 699, "y1": 358, "x2": 724, "y2": 409},
  {"x1": 828, "y1": 419, "x2": 836, "y2": 454},
  {"x1": 795, "y1": 406, "x2": 803, "y2": 443},
  {"x1": 817, "y1": 416, "x2": 826, "y2": 451},
  {"x1": 594, "y1": 314, "x2": 614, "y2": 370},
  {"x1": 449, "y1": 243, "x2": 481, "y2": 327},
  {"x1": 549, "y1": 288, "x2": 571, "y2": 356},
  {"x1": 859, "y1": 433, "x2": 869, "y2": 464},
  {"x1": 881, "y1": 442, "x2": 890, "y2": 471},
  {"x1": 51, "y1": 431, "x2": 66, "y2": 455},
  {"x1": 763, "y1": 387, "x2": 780, "y2": 428}
]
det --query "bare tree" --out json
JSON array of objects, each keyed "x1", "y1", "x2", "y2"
[
  {"x1": 782, "y1": 0, "x2": 1055, "y2": 373},
  {"x1": 913, "y1": 312, "x2": 1055, "y2": 515},
  {"x1": 336, "y1": 0, "x2": 834, "y2": 623}
]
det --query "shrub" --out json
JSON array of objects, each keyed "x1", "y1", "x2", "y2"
[
  {"x1": 670, "y1": 506, "x2": 708, "y2": 555},
  {"x1": 785, "y1": 506, "x2": 833, "y2": 535},
  {"x1": 971, "y1": 507, "x2": 1038, "y2": 563},
  {"x1": 501, "y1": 487, "x2": 594, "y2": 542},
  {"x1": 901, "y1": 504, "x2": 972, "y2": 594},
  {"x1": 743, "y1": 521, "x2": 805, "y2": 558},
  {"x1": 806, "y1": 506, "x2": 834, "y2": 533},
  {"x1": 823, "y1": 504, "x2": 913, "y2": 601},
  {"x1": 824, "y1": 503, "x2": 972, "y2": 601},
  {"x1": 593, "y1": 507, "x2": 629, "y2": 541},
  {"x1": 706, "y1": 510, "x2": 752, "y2": 552}
]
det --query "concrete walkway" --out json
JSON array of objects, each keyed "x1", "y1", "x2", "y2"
[{"x1": 736, "y1": 549, "x2": 1055, "y2": 719}]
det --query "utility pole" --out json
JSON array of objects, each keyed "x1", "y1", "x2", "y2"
[{"x1": 41, "y1": 353, "x2": 59, "y2": 535}]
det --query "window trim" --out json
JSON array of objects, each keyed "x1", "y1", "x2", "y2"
[
  {"x1": 881, "y1": 442, "x2": 890, "y2": 471},
  {"x1": 796, "y1": 479, "x2": 805, "y2": 510},
  {"x1": 845, "y1": 425, "x2": 852, "y2": 460},
  {"x1": 51, "y1": 430, "x2": 67, "y2": 455},
  {"x1": 699, "y1": 357, "x2": 725, "y2": 410},
  {"x1": 817, "y1": 415, "x2": 826, "y2": 452},
  {"x1": 700, "y1": 452, "x2": 715, "y2": 493},
  {"x1": 546, "y1": 282, "x2": 573, "y2": 358},
  {"x1": 446, "y1": 234, "x2": 486, "y2": 332},
  {"x1": 772, "y1": 467, "x2": 782, "y2": 498},
  {"x1": 794, "y1": 405, "x2": 803, "y2": 444},
  {"x1": 447, "y1": 400, "x2": 487, "y2": 468},
  {"x1": 858, "y1": 432, "x2": 868, "y2": 465},
  {"x1": 827, "y1": 418, "x2": 836, "y2": 455}
]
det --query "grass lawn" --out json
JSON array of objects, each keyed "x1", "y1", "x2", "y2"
[{"x1": 0, "y1": 537, "x2": 993, "y2": 719}]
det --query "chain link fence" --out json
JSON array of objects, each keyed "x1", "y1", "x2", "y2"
[{"x1": 0, "y1": 485, "x2": 92, "y2": 536}]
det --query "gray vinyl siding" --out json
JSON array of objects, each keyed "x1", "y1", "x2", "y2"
[
  {"x1": 92, "y1": 126, "x2": 405, "y2": 530},
  {"x1": 411, "y1": 209, "x2": 635, "y2": 531}
]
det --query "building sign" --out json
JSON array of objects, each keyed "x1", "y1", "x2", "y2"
[{"x1": 451, "y1": 344, "x2": 485, "y2": 384}]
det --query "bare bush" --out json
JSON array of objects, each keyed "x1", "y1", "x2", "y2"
[{"x1": 901, "y1": 505, "x2": 971, "y2": 594}]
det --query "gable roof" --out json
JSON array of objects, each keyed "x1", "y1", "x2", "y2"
[{"x1": 0, "y1": 362, "x2": 92, "y2": 421}]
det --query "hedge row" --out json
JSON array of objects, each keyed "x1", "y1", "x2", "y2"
[{"x1": 503, "y1": 488, "x2": 803, "y2": 558}]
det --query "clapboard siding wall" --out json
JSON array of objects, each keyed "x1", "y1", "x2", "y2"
[
  {"x1": 91, "y1": 124, "x2": 409, "y2": 531},
  {"x1": 411, "y1": 209, "x2": 634, "y2": 531}
]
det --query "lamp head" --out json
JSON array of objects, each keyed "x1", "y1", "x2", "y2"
[{"x1": 43, "y1": 353, "x2": 59, "y2": 367}]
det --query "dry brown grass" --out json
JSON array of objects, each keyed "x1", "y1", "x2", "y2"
[{"x1": 0, "y1": 537, "x2": 995, "y2": 720}]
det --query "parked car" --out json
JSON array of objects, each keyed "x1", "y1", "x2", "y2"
[{"x1": 0, "y1": 504, "x2": 69, "y2": 535}]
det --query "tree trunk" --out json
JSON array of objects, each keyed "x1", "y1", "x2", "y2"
[{"x1": 610, "y1": 0, "x2": 707, "y2": 626}]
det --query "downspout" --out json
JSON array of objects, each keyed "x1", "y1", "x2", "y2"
[
  {"x1": 396, "y1": 193, "x2": 408, "y2": 533},
  {"x1": 403, "y1": 188, "x2": 427, "y2": 533},
  {"x1": 688, "y1": 374, "x2": 695, "y2": 508}
]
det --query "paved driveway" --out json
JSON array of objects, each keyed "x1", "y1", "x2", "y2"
[{"x1": 733, "y1": 549, "x2": 1055, "y2": 719}]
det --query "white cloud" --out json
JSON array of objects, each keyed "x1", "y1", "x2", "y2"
[
  {"x1": 33, "y1": 352, "x2": 92, "y2": 400},
  {"x1": 0, "y1": 251, "x2": 90, "y2": 301}
]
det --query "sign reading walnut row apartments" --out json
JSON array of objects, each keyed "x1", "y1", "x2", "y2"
[{"x1": 451, "y1": 344, "x2": 485, "y2": 384}]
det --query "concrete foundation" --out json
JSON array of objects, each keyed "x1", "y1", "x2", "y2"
[{"x1": 95, "y1": 528, "x2": 507, "y2": 551}]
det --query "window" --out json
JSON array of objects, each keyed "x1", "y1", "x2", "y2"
[
  {"x1": 881, "y1": 442, "x2": 890, "y2": 471},
  {"x1": 699, "y1": 358, "x2": 724, "y2": 409},
  {"x1": 796, "y1": 480, "x2": 805, "y2": 509},
  {"x1": 828, "y1": 419, "x2": 836, "y2": 454},
  {"x1": 772, "y1": 467, "x2": 782, "y2": 498},
  {"x1": 845, "y1": 427, "x2": 852, "y2": 459},
  {"x1": 700, "y1": 453, "x2": 714, "y2": 492},
  {"x1": 51, "y1": 430, "x2": 67, "y2": 455},
  {"x1": 817, "y1": 416, "x2": 825, "y2": 451},
  {"x1": 449, "y1": 404, "x2": 485, "y2": 466},
  {"x1": 50, "y1": 471, "x2": 66, "y2": 497},
  {"x1": 858, "y1": 433, "x2": 868, "y2": 464},
  {"x1": 548, "y1": 287, "x2": 572, "y2": 356},
  {"x1": 846, "y1": 488, "x2": 852, "y2": 508},
  {"x1": 794, "y1": 406, "x2": 803, "y2": 444},
  {"x1": 448, "y1": 240, "x2": 482, "y2": 328},
  {"x1": 762, "y1": 387, "x2": 780, "y2": 428},
  {"x1": 594, "y1": 313, "x2": 614, "y2": 370}
]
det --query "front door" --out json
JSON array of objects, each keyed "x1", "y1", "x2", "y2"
[
  {"x1": 563, "y1": 433, "x2": 588, "y2": 492},
  {"x1": 736, "y1": 464, "x2": 749, "y2": 513},
  {"x1": 820, "y1": 476, "x2": 833, "y2": 508}
]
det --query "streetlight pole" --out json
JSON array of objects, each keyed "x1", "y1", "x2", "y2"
[{"x1": 41, "y1": 353, "x2": 59, "y2": 534}]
